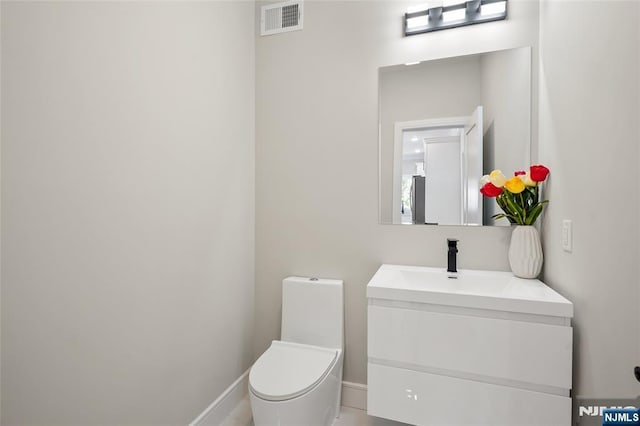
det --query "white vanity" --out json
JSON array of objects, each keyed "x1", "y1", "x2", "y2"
[{"x1": 367, "y1": 264, "x2": 573, "y2": 426}]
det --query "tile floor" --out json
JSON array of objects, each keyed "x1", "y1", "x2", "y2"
[{"x1": 221, "y1": 396, "x2": 407, "y2": 426}]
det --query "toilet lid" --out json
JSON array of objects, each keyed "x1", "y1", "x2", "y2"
[{"x1": 249, "y1": 341, "x2": 338, "y2": 401}]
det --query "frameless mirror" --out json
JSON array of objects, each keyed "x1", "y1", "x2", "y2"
[{"x1": 378, "y1": 47, "x2": 531, "y2": 226}]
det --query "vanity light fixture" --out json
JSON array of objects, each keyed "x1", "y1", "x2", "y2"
[{"x1": 404, "y1": 0, "x2": 507, "y2": 36}]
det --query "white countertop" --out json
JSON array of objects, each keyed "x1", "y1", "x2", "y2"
[{"x1": 367, "y1": 264, "x2": 573, "y2": 318}]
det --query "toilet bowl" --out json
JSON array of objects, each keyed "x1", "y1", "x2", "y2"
[{"x1": 249, "y1": 277, "x2": 344, "y2": 426}]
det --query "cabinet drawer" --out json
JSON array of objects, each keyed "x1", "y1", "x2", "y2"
[
  {"x1": 367, "y1": 362, "x2": 571, "y2": 426},
  {"x1": 368, "y1": 305, "x2": 572, "y2": 389}
]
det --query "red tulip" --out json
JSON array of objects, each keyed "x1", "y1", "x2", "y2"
[
  {"x1": 514, "y1": 170, "x2": 526, "y2": 176},
  {"x1": 530, "y1": 164, "x2": 550, "y2": 182},
  {"x1": 480, "y1": 182, "x2": 503, "y2": 197}
]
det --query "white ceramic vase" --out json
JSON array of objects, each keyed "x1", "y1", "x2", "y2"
[{"x1": 508, "y1": 225, "x2": 543, "y2": 279}]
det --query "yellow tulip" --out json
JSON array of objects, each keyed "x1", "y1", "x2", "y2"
[
  {"x1": 489, "y1": 170, "x2": 507, "y2": 187},
  {"x1": 504, "y1": 176, "x2": 525, "y2": 194}
]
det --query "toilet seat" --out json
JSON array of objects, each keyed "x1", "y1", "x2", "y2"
[{"x1": 249, "y1": 341, "x2": 338, "y2": 402}]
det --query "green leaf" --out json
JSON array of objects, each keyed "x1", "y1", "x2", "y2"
[
  {"x1": 519, "y1": 193, "x2": 527, "y2": 223},
  {"x1": 525, "y1": 204, "x2": 544, "y2": 225},
  {"x1": 492, "y1": 188, "x2": 549, "y2": 226},
  {"x1": 524, "y1": 200, "x2": 549, "y2": 225},
  {"x1": 492, "y1": 213, "x2": 517, "y2": 224},
  {"x1": 503, "y1": 193, "x2": 525, "y2": 224}
]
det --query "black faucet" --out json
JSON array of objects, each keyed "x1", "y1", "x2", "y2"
[{"x1": 447, "y1": 238, "x2": 458, "y2": 273}]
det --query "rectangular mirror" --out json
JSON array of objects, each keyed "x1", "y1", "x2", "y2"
[{"x1": 378, "y1": 46, "x2": 531, "y2": 226}]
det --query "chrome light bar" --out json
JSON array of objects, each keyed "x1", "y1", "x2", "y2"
[{"x1": 404, "y1": 0, "x2": 507, "y2": 36}]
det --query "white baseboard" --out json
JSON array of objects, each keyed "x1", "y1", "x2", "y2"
[
  {"x1": 190, "y1": 371, "x2": 368, "y2": 425},
  {"x1": 189, "y1": 369, "x2": 250, "y2": 426},
  {"x1": 341, "y1": 381, "x2": 367, "y2": 411}
]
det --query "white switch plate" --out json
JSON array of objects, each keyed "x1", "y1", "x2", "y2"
[{"x1": 562, "y1": 220, "x2": 572, "y2": 252}]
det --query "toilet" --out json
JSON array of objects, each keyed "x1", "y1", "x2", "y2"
[{"x1": 249, "y1": 277, "x2": 344, "y2": 426}]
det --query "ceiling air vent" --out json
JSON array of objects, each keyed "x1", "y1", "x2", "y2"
[{"x1": 261, "y1": 1, "x2": 304, "y2": 36}]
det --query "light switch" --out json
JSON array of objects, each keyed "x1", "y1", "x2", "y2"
[{"x1": 562, "y1": 220, "x2": 572, "y2": 252}]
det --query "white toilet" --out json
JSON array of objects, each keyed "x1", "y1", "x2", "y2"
[{"x1": 249, "y1": 276, "x2": 344, "y2": 426}]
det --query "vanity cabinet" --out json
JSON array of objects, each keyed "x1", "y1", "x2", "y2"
[{"x1": 366, "y1": 264, "x2": 573, "y2": 426}]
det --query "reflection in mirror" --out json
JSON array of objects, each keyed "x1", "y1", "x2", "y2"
[
  {"x1": 396, "y1": 108, "x2": 483, "y2": 226},
  {"x1": 379, "y1": 47, "x2": 531, "y2": 226}
]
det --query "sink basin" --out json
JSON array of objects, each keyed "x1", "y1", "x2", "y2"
[{"x1": 367, "y1": 264, "x2": 573, "y2": 318}]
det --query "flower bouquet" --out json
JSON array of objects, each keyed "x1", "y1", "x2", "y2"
[
  {"x1": 480, "y1": 164, "x2": 550, "y2": 278},
  {"x1": 480, "y1": 165, "x2": 550, "y2": 226}
]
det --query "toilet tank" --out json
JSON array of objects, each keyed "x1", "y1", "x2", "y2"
[{"x1": 281, "y1": 277, "x2": 343, "y2": 350}]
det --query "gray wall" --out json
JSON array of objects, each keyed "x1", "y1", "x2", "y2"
[
  {"x1": 1, "y1": 2, "x2": 255, "y2": 424},
  {"x1": 538, "y1": 1, "x2": 639, "y2": 398},
  {"x1": 255, "y1": 0, "x2": 539, "y2": 385}
]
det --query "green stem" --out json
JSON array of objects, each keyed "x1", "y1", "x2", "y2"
[{"x1": 519, "y1": 192, "x2": 526, "y2": 223}]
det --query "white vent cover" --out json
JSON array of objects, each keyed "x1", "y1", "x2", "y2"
[{"x1": 261, "y1": 1, "x2": 303, "y2": 36}]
